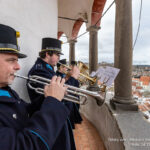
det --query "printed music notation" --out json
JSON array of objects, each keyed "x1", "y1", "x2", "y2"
[{"x1": 90, "y1": 66, "x2": 120, "y2": 87}]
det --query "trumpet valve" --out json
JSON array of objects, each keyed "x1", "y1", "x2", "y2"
[{"x1": 100, "y1": 84, "x2": 106, "y2": 92}]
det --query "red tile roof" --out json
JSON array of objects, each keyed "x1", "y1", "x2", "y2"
[
  {"x1": 136, "y1": 86, "x2": 142, "y2": 90},
  {"x1": 143, "y1": 81, "x2": 150, "y2": 86},
  {"x1": 139, "y1": 105, "x2": 147, "y2": 111},
  {"x1": 132, "y1": 82, "x2": 137, "y2": 86},
  {"x1": 140, "y1": 76, "x2": 150, "y2": 82}
]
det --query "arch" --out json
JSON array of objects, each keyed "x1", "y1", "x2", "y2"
[
  {"x1": 91, "y1": 0, "x2": 106, "y2": 27},
  {"x1": 57, "y1": 31, "x2": 64, "y2": 39},
  {"x1": 71, "y1": 18, "x2": 84, "y2": 39}
]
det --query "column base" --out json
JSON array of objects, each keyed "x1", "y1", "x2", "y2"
[{"x1": 110, "y1": 98, "x2": 138, "y2": 111}]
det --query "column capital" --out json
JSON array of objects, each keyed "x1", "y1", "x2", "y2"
[
  {"x1": 87, "y1": 26, "x2": 101, "y2": 32},
  {"x1": 68, "y1": 39, "x2": 77, "y2": 44}
]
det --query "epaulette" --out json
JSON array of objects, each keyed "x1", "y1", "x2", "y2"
[{"x1": 35, "y1": 64, "x2": 43, "y2": 69}]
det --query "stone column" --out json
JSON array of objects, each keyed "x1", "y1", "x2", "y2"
[
  {"x1": 87, "y1": 26, "x2": 100, "y2": 73},
  {"x1": 69, "y1": 39, "x2": 77, "y2": 64},
  {"x1": 110, "y1": 0, "x2": 138, "y2": 111},
  {"x1": 87, "y1": 26, "x2": 100, "y2": 91}
]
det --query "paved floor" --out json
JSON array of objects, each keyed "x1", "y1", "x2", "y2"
[{"x1": 73, "y1": 115, "x2": 106, "y2": 150}]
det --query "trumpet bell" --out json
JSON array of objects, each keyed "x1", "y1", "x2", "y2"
[
  {"x1": 57, "y1": 61, "x2": 97, "y2": 85},
  {"x1": 78, "y1": 61, "x2": 89, "y2": 73},
  {"x1": 77, "y1": 61, "x2": 97, "y2": 85}
]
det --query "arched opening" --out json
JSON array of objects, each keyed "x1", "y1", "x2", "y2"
[
  {"x1": 91, "y1": 0, "x2": 106, "y2": 26},
  {"x1": 58, "y1": 31, "x2": 64, "y2": 39},
  {"x1": 59, "y1": 33, "x2": 69, "y2": 63},
  {"x1": 71, "y1": 18, "x2": 84, "y2": 39}
]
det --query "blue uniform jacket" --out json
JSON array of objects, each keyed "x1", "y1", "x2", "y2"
[
  {"x1": 27, "y1": 58, "x2": 77, "y2": 150},
  {"x1": 56, "y1": 71, "x2": 66, "y2": 78},
  {"x1": 56, "y1": 70, "x2": 82, "y2": 129},
  {"x1": 0, "y1": 86, "x2": 69, "y2": 150}
]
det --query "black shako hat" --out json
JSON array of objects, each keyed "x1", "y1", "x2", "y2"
[
  {"x1": 41, "y1": 37, "x2": 63, "y2": 55},
  {"x1": 71, "y1": 60, "x2": 77, "y2": 66},
  {"x1": 0, "y1": 24, "x2": 27, "y2": 58},
  {"x1": 57, "y1": 59, "x2": 67, "y2": 68}
]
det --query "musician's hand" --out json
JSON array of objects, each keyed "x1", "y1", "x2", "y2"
[
  {"x1": 70, "y1": 66, "x2": 80, "y2": 79},
  {"x1": 44, "y1": 76, "x2": 67, "y2": 101}
]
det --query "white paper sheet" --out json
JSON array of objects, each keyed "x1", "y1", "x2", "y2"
[{"x1": 90, "y1": 66, "x2": 120, "y2": 87}]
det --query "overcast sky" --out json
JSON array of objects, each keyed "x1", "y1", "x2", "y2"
[{"x1": 60, "y1": 0, "x2": 150, "y2": 65}]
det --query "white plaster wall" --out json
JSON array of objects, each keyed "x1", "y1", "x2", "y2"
[{"x1": 0, "y1": 0, "x2": 58, "y2": 102}]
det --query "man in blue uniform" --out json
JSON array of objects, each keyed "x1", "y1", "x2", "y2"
[
  {"x1": 56, "y1": 59, "x2": 68, "y2": 78},
  {"x1": 27, "y1": 38, "x2": 80, "y2": 105},
  {"x1": 70, "y1": 61, "x2": 81, "y2": 109},
  {"x1": 56, "y1": 59, "x2": 83, "y2": 129},
  {"x1": 27, "y1": 37, "x2": 80, "y2": 149},
  {"x1": 0, "y1": 24, "x2": 69, "y2": 150}
]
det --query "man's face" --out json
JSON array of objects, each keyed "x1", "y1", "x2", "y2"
[
  {"x1": 47, "y1": 52, "x2": 60, "y2": 67},
  {"x1": 0, "y1": 53, "x2": 20, "y2": 87},
  {"x1": 59, "y1": 65, "x2": 68, "y2": 74}
]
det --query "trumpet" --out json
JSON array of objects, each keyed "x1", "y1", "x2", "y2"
[
  {"x1": 57, "y1": 61, "x2": 97, "y2": 84},
  {"x1": 15, "y1": 74, "x2": 105, "y2": 106}
]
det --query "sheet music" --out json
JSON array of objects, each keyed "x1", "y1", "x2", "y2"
[{"x1": 90, "y1": 66, "x2": 120, "y2": 87}]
